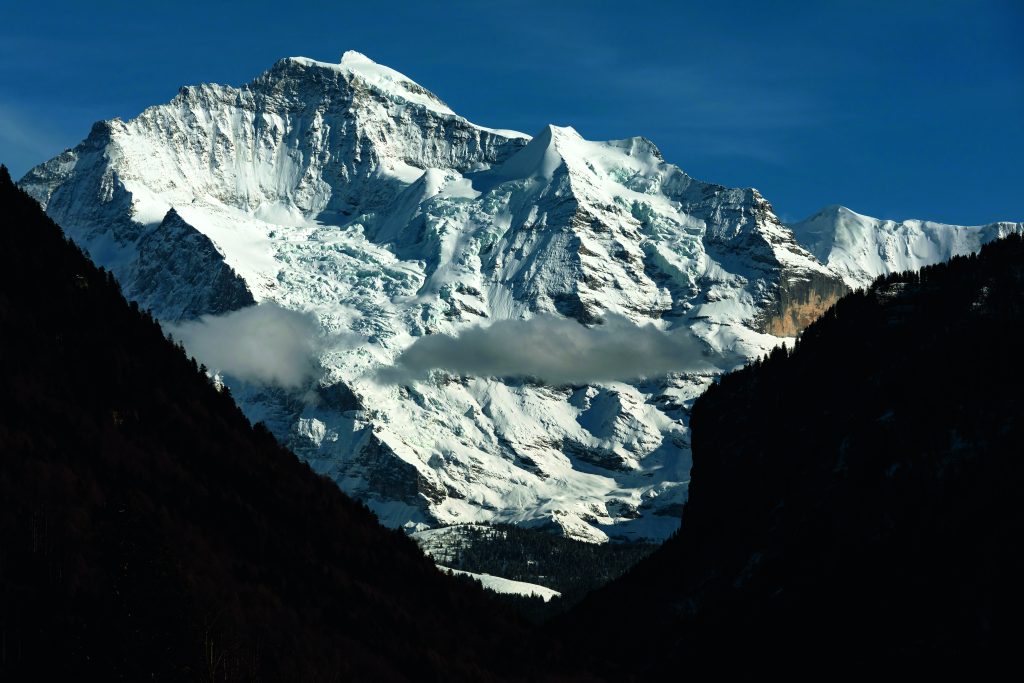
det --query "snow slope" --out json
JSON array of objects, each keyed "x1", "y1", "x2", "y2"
[
  {"x1": 439, "y1": 566, "x2": 561, "y2": 602},
  {"x1": 20, "y1": 53, "x2": 1010, "y2": 544},
  {"x1": 790, "y1": 205, "x2": 1024, "y2": 289}
]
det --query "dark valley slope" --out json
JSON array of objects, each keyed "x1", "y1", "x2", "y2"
[
  {"x1": 0, "y1": 166, "x2": 538, "y2": 682},
  {"x1": 559, "y1": 234, "x2": 1024, "y2": 677},
  {"x1": 4, "y1": 153, "x2": 1021, "y2": 680}
]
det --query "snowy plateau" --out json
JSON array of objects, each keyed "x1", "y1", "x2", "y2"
[{"x1": 19, "y1": 52, "x2": 1024, "y2": 544}]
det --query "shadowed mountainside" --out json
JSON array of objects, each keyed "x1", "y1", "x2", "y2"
[
  {"x1": 4, "y1": 156, "x2": 1021, "y2": 679},
  {"x1": 0, "y1": 166, "x2": 545, "y2": 682},
  {"x1": 557, "y1": 233, "x2": 1024, "y2": 678}
]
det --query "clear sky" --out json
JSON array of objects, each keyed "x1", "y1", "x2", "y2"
[{"x1": 1, "y1": 0, "x2": 1021, "y2": 224}]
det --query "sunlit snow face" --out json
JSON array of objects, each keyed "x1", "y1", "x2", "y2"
[
  {"x1": 377, "y1": 314, "x2": 713, "y2": 385},
  {"x1": 20, "y1": 49, "x2": 897, "y2": 542}
]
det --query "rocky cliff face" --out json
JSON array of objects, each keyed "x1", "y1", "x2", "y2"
[
  {"x1": 761, "y1": 270, "x2": 849, "y2": 337},
  {"x1": 132, "y1": 209, "x2": 255, "y2": 319},
  {"x1": 20, "y1": 52, "x2": 1002, "y2": 543}
]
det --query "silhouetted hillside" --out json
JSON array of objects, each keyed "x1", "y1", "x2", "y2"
[
  {"x1": 560, "y1": 234, "x2": 1024, "y2": 677},
  {"x1": 7, "y1": 155, "x2": 1021, "y2": 680},
  {"x1": 0, "y1": 166, "x2": 538, "y2": 681}
]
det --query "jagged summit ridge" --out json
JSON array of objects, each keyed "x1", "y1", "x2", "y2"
[
  {"x1": 18, "y1": 52, "x2": 1006, "y2": 543},
  {"x1": 790, "y1": 205, "x2": 1024, "y2": 289}
]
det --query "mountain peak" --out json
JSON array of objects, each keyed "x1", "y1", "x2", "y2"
[
  {"x1": 824, "y1": 204, "x2": 855, "y2": 218},
  {"x1": 335, "y1": 50, "x2": 455, "y2": 115},
  {"x1": 795, "y1": 205, "x2": 850, "y2": 224},
  {"x1": 339, "y1": 49, "x2": 375, "y2": 66},
  {"x1": 548, "y1": 124, "x2": 582, "y2": 138},
  {"x1": 490, "y1": 124, "x2": 572, "y2": 181},
  {"x1": 18, "y1": 52, "x2": 930, "y2": 545},
  {"x1": 272, "y1": 53, "x2": 455, "y2": 115}
]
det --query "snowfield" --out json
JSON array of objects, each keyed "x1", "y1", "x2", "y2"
[
  {"x1": 789, "y1": 204, "x2": 1024, "y2": 289},
  {"x1": 439, "y1": 566, "x2": 561, "y2": 602}
]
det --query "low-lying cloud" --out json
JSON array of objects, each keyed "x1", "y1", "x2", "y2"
[
  {"x1": 168, "y1": 303, "x2": 327, "y2": 389},
  {"x1": 379, "y1": 314, "x2": 712, "y2": 385}
]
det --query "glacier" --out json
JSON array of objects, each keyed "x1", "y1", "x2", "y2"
[{"x1": 18, "y1": 52, "x2": 1022, "y2": 543}]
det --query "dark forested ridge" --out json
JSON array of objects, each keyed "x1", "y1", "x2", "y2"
[
  {"x1": 4, "y1": 157, "x2": 1022, "y2": 680},
  {"x1": 0, "y1": 167, "x2": 543, "y2": 681},
  {"x1": 558, "y1": 234, "x2": 1024, "y2": 677}
]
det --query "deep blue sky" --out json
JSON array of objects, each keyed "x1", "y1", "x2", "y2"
[{"x1": 1, "y1": 0, "x2": 1021, "y2": 224}]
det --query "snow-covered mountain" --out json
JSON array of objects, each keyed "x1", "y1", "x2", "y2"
[
  {"x1": 20, "y1": 52, "x2": 1012, "y2": 543},
  {"x1": 790, "y1": 205, "x2": 1024, "y2": 290}
]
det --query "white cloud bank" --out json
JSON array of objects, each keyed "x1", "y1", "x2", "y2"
[
  {"x1": 379, "y1": 314, "x2": 712, "y2": 384},
  {"x1": 168, "y1": 303, "x2": 327, "y2": 389}
]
